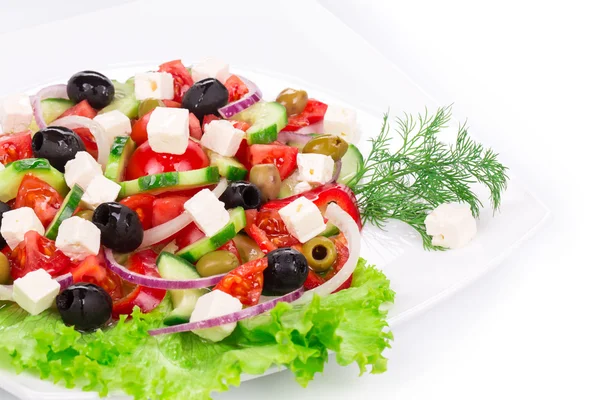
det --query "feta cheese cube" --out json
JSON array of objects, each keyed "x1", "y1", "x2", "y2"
[
  {"x1": 147, "y1": 107, "x2": 190, "y2": 155},
  {"x1": 184, "y1": 189, "x2": 230, "y2": 236},
  {"x1": 200, "y1": 120, "x2": 245, "y2": 157},
  {"x1": 293, "y1": 181, "x2": 313, "y2": 195},
  {"x1": 55, "y1": 216, "x2": 101, "y2": 261},
  {"x1": 190, "y1": 289, "x2": 243, "y2": 342},
  {"x1": 278, "y1": 196, "x2": 326, "y2": 243},
  {"x1": 64, "y1": 151, "x2": 103, "y2": 190},
  {"x1": 0, "y1": 163, "x2": 4, "y2": 171},
  {"x1": 296, "y1": 153, "x2": 335, "y2": 184},
  {"x1": 191, "y1": 58, "x2": 230, "y2": 84},
  {"x1": 323, "y1": 105, "x2": 358, "y2": 143},
  {"x1": 12, "y1": 269, "x2": 60, "y2": 315},
  {"x1": 424, "y1": 203, "x2": 477, "y2": 249},
  {"x1": 0, "y1": 207, "x2": 44, "y2": 250},
  {"x1": 93, "y1": 110, "x2": 132, "y2": 143},
  {"x1": 0, "y1": 94, "x2": 33, "y2": 134},
  {"x1": 134, "y1": 72, "x2": 174, "y2": 101},
  {"x1": 81, "y1": 175, "x2": 122, "y2": 209}
]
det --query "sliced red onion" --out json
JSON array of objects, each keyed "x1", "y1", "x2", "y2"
[
  {"x1": 51, "y1": 116, "x2": 110, "y2": 167},
  {"x1": 296, "y1": 203, "x2": 360, "y2": 303},
  {"x1": 30, "y1": 84, "x2": 69, "y2": 130},
  {"x1": 277, "y1": 131, "x2": 314, "y2": 146},
  {"x1": 140, "y1": 179, "x2": 228, "y2": 248},
  {"x1": 218, "y1": 76, "x2": 262, "y2": 118},
  {"x1": 281, "y1": 121, "x2": 324, "y2": 135},
  {"x1": 105, "y1": 249, "x2": 225, "y2": 289},
  {"x1": 0, "y1": 273, "x2": 73, "y2": 302},
  {"x1": 330, "y1": 160, "x2": 342, "y2": 183},
  {"x1": 149, "y1": 287, "x2": 304, "y2": 336}
]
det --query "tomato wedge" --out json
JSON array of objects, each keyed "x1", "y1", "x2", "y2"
[
  {"x1": 58, "y1": 100, "x2": 98, "y2": 119},
  {"x1": 14, "y1": 174, "x2": 64, "y2": 227},
  {"x1": 219, "y1": 240, "x2": 242, "y2": 263},
  {"x1": 112, "y1": 250, "x2": 166, "y2": 318},
  {"x1": 214, "y1": 258, "x2": 268, "y2": 306},
  {"x1": 283, "y1": 99, "x2": 328, "y2": 131},
  {"x1": 159, "y1": 60, "x2": 194, "y2": 103},
  {"x1": 224, "y1": 75, "x2": 249, "y2": 103},
  {"x1": 247, "y1": 143, "x2": 298, "y2": 180},
  {"x1": 246, "y1": 224, "x2": 277, "y2": 254},
  {"x1": 0, "y1": 131, "x2": 33, "y2": 165},
  {"x1": 71, "y1": 254, "x2": 124, "y2": 300},
  {"x1": 131, "y1": 110, "x2": 203, "y2": 145},
  {"x1": 8, "y1": 231, "x2": 74, "y2": 280},
  {"x1": 151, "y1": 195, "x2": 189, "y2": 226},
  {"x1": 119, "y1": 194, "x2": 155, "y2": 230}
]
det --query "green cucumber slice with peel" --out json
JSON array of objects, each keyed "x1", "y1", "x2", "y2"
[{"x1": 45, "y1": 184, "x2": 84, "y2": 240}]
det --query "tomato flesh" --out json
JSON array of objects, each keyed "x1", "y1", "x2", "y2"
[
  {"x1": 119, "y1": 194, "x2": 155, "y2": 230},
  {"x1": 159, "y1": 60, "x2": 194, "y2": 103},
  {"x1": 224, "y1": 75, "x2": 249, "y2": 103},
  {"x1": 0, "y1": 131, "x2": 33, "y2": 165},
  {"x1": 126, "y1": 139, "x2": 209, "y2": 180},
  {"x1": 131, "y1": 110, "x2": 203, "y2": 145},
  {"x1": 9, "y1": 231, "x2": 74, "y2": 280},
  {"x1": 247, "y1": 144, "x2": 298, "y2": 180},
  {"x1": 58, "y1": 100, "x2": 98, "y2": 119},
  {"x1": 71, "y1": 254, "x2": 124, "y2": 300},
  {"x1": 214, "y1": 258, "x2": 268, "y2": 306},
  {"x1": 283, "y1": 99, "x2": 328, "y2": 131},
  {"x1": 14, "y1": 174, "x2": 63, "y2": 227}
]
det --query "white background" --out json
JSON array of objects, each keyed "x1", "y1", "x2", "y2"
[{"x1": 1, "y1": 0, "x2": 598, "y2": 399}]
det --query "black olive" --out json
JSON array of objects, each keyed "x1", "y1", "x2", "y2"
[
  {"x1": 263, "y1": 248, "x2": 309, "y2": 296},
  {"x1": 181, "y1": 78, "x2": 228, "y2": 121},
  {"x1": 219, "y1": 181, "x2": 262, "y2": 210},
  {"x1": 67, "y1": 70, "x2": 115, "y2": 109},
  {"x1": 0, "y1": 201, "x2": 12, "y2": 248},
  {"x1": 56, "y1": 283, "x2": 112, "y2": 332},
  {"x1": 32, "y1": 126, "x2": 85, "y2": 172},
  {"x1": 92, "y1": 202, "x2": 143, "y2": 253}
]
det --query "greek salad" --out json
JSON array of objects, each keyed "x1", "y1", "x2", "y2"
[{"x1": 0, "y1": 58, "x2": 508, "y2": 399}]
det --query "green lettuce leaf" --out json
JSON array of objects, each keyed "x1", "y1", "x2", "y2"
[{"x1": 0, "y1": 258, "x2": 394, "y2": 399}]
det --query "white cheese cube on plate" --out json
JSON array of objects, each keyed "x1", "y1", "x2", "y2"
[
  {"x1": 200, "y1": 120, "x2": 245, "y2": 157},
  {"x1": 293, "y1": 181, "x2": 313, "y2": 195},
  {"x1": 296, "y1": 153, "x2": 335, "y2": 184},
  {"x1": 190, "y1": 289, "x2": 243, "y2": 342},
  {"x1": 278, "y1": 196, "x2": 326, "y2": 243},
  {"x1": 134, "y1": 72, "x2": 174, "y2": 101},
  {"x1": 147, "y1": 107, "x2": 190, "y2": 155},
  {"x1": 323, "y1": 105, "x2": 358, "y2": 144},
  {"x1": 0, "y1": 94, "x2": 33, "y2": 134},
  {"x1": 191, "y1": 58, "x2": 230, "y2": 84},
  {"x1": 55, "y1": 216, "x2": 101, "y2": 261},
  {"x1": 81, "y1": 175, "x2": 122, "y2": 209},
  {"x1": 424, "y1": 202, "x2": 477, "y2": 249},
  {"x1": 64, "y1": 151, "x2": 103, "y2": 190},
  {"x1": 0, "y1": 163, "x2": 5, "y2": 171},
  {"x1": 93, "y1": 110, "x2": 132, "y2": 144},
  {"x1": 12, "y1": 269, "x2": 60, "y2": 315},
  {"x1": 0, "y1": 207, "x2": 44, "y2": 250},
  {"x1": 184, "y1": 189, "x2": 230, "y2": 237}
]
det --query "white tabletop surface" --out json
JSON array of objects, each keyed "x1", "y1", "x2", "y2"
[{"x1": 1, "y1": 0, "x2": 598, "y2": 399}]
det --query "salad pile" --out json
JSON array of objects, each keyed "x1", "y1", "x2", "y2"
[{"x1": 0, "y1": 58, "x2": 508, "y2": 399}]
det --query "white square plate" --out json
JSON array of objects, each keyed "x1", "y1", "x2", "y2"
[{"x1": 0, "y1": 1, "x2": 549, "y2": 399}]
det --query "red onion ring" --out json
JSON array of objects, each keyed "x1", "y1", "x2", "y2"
[
  {"x1": 30, "y1": 84, "x2": 69, "y2": 130},
  {"x1": 277, "y1": 131, "x2": 315, "y2": 146},
  {"x1": 148, "y1": 287, "x2": 304, "y2": 336},
  {"x1": 104, "y1": 249, "x2": 225, "y2": 290},
  {"x1": 218, "y1": 76, "x2": 262, "y2": 118},
  {"x1": 0, "y1": 273, "x2": 73, "y2": 302},
  {"x1": 330, "y1": 160, "x2": 342, "y2": 183},
  {"x1": 51, "y1": 116, "x2": 110, "y2": 167}
]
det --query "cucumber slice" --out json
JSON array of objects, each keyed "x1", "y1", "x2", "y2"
[
  {"x1": 232, "y1": 102, "x2": 287, "y2": 145},
  {"x1": 104, "y1": 136, "x2": 137, "y2": 182},
  {"x1": 0, "y1": 158, "x2": 68, "y2": 202},
  {"x1": 119, "y1": 166, "x2": 219, "y2": 197},
  {"x1": 321, "y1": 222, "x2": 339, "y2": 237},
  {"x1": 45, "y1": 184, "x2": 84, "y2": 240},
  {"x1": 156, "y1": 252, "x2": 208, "y2": 325},
  {"x1": 278, "y1": 171, "x2": 301, "y2": 199},
  {"x1": 208, "y1": 151, "x2": 247, "y2": 181},
  {"x1": 98, "y1": 81, "x2": 140, "y2": 118},
  {"x1": 338, "y1": 144, "x2": 364, "y2": 187},
  {"x1": 28, "y1": 98, "x2": 75, "y2": 132},
  {"x1": 176, "y1": 207, "x2": 246, "y2": 263}
]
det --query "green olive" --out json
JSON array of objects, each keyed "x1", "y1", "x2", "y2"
[
  {"x1": 75, "y1": 210, "x2": 94, "y2": 222},
  {"x1": 248, "y1": 164, "x2": 281, "y2": 202},
  {"x1": 276, "y1": 88, "x2": 308, "y2": 116},
  {"x1": 232, "y1": 234, "x2": 265, "y2": 263},
  {"x1": 302, "y1": 135, "x2": 349, "y2": 161},
  {"x1": 301, "y1": 236, "x2": 337, "y2": 272},
  {"x1": 196, "y1": 251, "x2": 240, "y2": 277},
  {"x1": 137, "y1": 99, "x2": 165, "y2": 118},
  {"x1": 0, "y1": 253, "x2": 10, "y2": 285}
]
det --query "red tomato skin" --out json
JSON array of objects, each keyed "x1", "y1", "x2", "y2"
[
  {"x1": 71, "y1": 254, "x2": 124, "y2": 300},
  {"x1": 58, "y1": 100, "x2": 98, "y2": 119},
  {"x1": 218, "y1": 240, "x2": 242, "y2": 263},
  {"x1": 126, "y1": 140, "x2": 210, "y2": 180},
  {"x1": 246, "y1": 224, "x2": 277, "y2": 254},
  {"x1": 214, "y1": 258, "x2": 268, "y2": 306},
  {"x1": 119, "y1": 194, "x2": 155, "y2": 230},
  {"x1": 175, "y1": 224, "x2": 205, "y2": 249},
  {"x1": 14, "y1": 174, "x2": 63, "y2": 227},
  {"x1": 224, "y1": 75, "x2": 249, "y2": 102},
  {"x1": 151, "y1": 196, "x2": 189, "y2": 227},
  {"x1": 283, "y1": 99, "x2": 328, "y2": 131},
  {"x1": 247, "y1": 144, "x2": 298, "y2": 180},
  {"x1": 72, "y1": 128, "x2": 99, "y2": 159},
  {"x1": 159, "y1": 60, "x2": 194, "y2": 103},
  {"x1": 189, "y1": 114, "x2": 202, "y2": 140},
  {"x1": 9, "y1": 231, "x2": 74, "y2": 280},
  {"x1": 131, "y1": 111, "x2": 203, "y2": 145},
  {"x1": 0, "y1": 131, "x2": 33, "y2": 165}
]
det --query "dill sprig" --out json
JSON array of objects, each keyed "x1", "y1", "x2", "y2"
[{"x1": 348, "y1": 106, "x2": 509, "y2": 250}]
